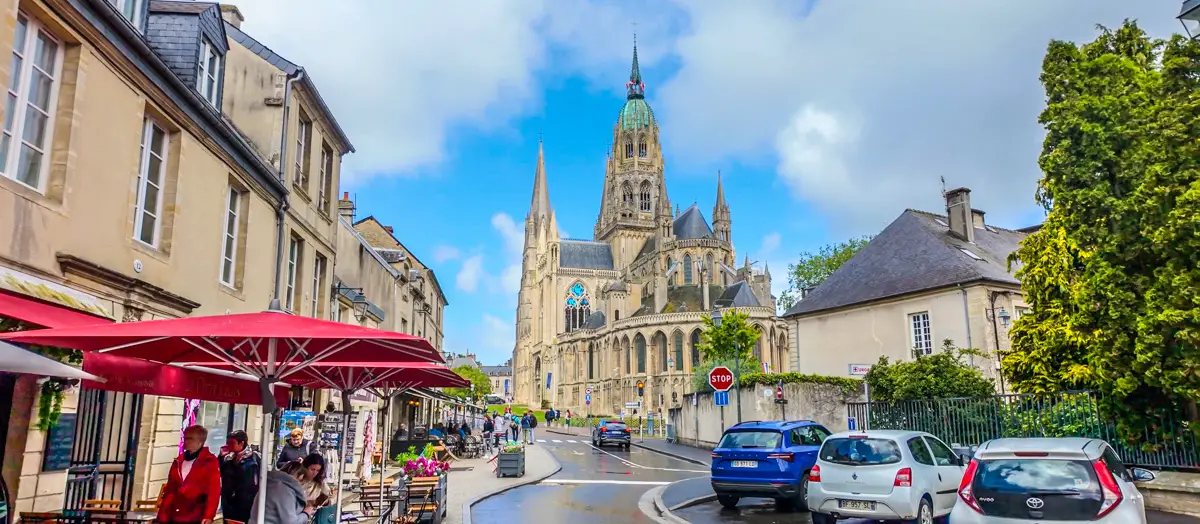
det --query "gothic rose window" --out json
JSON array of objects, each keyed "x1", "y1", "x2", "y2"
[
  {"x1": 563, "y1": 282, "x2": 591, "y2": 332},
  {"x1": 638, "y1": 140, "x2": 647, "y2": 157},
  {"x1": 639, "y1": 181, "x2": 652, "y2": 212}
]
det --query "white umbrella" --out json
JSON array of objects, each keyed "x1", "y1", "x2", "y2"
[{"x1": 0, "y1": 340, "x2": 103, "y2": 381}]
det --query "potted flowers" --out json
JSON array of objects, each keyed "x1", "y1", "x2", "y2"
[{"x1": 496, "y1": 441, "x2": 525, "y2": 478}]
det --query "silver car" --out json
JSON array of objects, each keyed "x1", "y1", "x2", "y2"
[
  {"x1": 806, "y1": 430, "x2": 966, "y2": 524},
  {"x1": 950, "y1": 437, "x2": 1156, "y2": 523}
]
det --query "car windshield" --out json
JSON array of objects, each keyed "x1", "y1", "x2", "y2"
[
  {"x1": 819, "y1": 437, "x2": 903, "y2": 465},
  {"x1": 718, "y1": 430, "x2": 782, "y2": 449}
]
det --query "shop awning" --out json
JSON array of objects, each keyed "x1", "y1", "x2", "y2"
[
  {"x1": 0, "y1": 340, "x2": 103, "y2": 381},
  {"x1": 0, "y1": 289, "x2": 112, "y2": 329},
  {"x1": 82, "y1": 352, "x2": 289, "y2": 407}
]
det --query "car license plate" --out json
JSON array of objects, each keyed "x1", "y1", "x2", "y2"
[
  {"x1": 837, "y1": 500, "x2": 876, "y2": 511},
  {"x1": 731, "y1": 460, "x2": 756, "y2": 468}
]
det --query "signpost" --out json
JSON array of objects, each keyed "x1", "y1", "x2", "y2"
[
  {"x1": 849, "y1": 364, "x2": 873, "y2": 429},
  {"x1": 585, "y1": 386, "x2": 593, "y2": 395},
  {"x1": 714, "y1": 391, "x2": 729, "y2": 406},
  {"x1": 584, "y1": 393, "x2": 591, "y2": 406}
]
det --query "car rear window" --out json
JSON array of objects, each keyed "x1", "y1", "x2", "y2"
[
  {"x1": 972, "y1": 459, "x2": 1102, "y2": 520},
  {"x1": 819, "y1": 437, "x2": 903, "y2": 465},
  {"x1": 718, "y1": 430, "x2": 782, "y2": 449},
  {"x1": 604, "y1": 423, "x2": 627, "y2": 429}
]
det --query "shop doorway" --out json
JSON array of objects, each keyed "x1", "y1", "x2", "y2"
[{"x1": 63, "y1": 389, "x2": 143, "y2": 510}]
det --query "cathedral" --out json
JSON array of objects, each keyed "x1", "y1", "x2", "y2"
[{"x1": 511, "y1": 44, "x2": 790, "y2": 416}]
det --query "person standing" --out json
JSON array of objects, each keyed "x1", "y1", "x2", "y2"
[
  {"x1": 544, "y1": 408, "x2": 556, "y2": 428},
  {"x1": 481, "y1": 416, "x2": 494, "y2": 454},
  {"x1": 250, "y1": 462, "x2": 314, "y2": 524},
  {"x1": 276, "y1": 429, "x2": 316, "y2": 468},
  {"x1": 158, "y1": 425, "x2": 221, "y2": 524},
  {"x1": 510, "y1": 414, "x2": 520, "y2": 442},
  {"x1": 219, "y1": 430, "x2": 260, "y2": 524}
]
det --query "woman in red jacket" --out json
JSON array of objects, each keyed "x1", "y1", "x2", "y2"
[{"x1": 158, "y1": 425, "x2": 221, "y2": 524}]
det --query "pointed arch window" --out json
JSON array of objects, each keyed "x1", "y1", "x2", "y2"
[
  {"x1": 622, "y1": 182, "x2": 634, "y2": 208},
  {"x1": 639, "y1": 181, "x2": 652, "y2": 212},
  {"x1": 690, "y1": 329, "x2": 701, "y2": 369},
  {"x1": 753, "y1": 326, "x2": 764, "y2": 362},
  {"x1": 625, "y1": 141, "x2": 634, "y2": 158},
  {"x1": 635, "y1": 334, "x2": 646, "y2": 373},
  {"x1": 673, "y1": 331, "x2": 684, "y2": 371},
  {"x1": 658, "y1": 333, "x2": 668, "y2": 372},
  {"x1": 587, "y1": 343, "x2": 594, "y2": 380},
  {"x1": 684, "y1": 254, "x2": 694, "y2": 284},
  {"x1": 706, "y1": 253, "x2": 714, "y2": 279},
  {"x1": 638, "y1": 139, "x2": 647, "y2": 157},
  {"x1": 625, "y1": 338, "x2": 632, "y2": 373},
  {"x1": 563, "y1": 282, "x2": 591, "y2": 332}
]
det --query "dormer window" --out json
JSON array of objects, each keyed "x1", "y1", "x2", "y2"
[
  {"x1": 198, "y1": 37, "x2": 220, "y2": 106},
  {"x1": 107, "y1": 0, "x2": 144, "y2": 30}
]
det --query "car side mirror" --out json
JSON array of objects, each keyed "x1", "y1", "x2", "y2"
[{"x1": 1130, "y1": 467, "x2": 1156, "y2": 482}]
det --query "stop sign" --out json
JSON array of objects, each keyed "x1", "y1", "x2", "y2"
[{"x1": 708, "y1": 366, "x2": 735, "y2": 392}]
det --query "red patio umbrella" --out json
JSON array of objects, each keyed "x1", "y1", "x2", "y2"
[{"x1": 0, "y1": 307, "x2": 446, "y2": 524}]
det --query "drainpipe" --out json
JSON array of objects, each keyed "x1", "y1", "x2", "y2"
[
  {"x1": 958, "y1": 284, "x2": 974, "y2": 366},
  {"x1": 271, "y1": 70, "x2": 306, "y2": 302}
]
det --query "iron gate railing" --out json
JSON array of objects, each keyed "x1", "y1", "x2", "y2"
[{"x1": 64, "y1": 389, "x2": 143, "y2": 510}]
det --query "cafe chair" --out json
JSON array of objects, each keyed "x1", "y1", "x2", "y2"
[
  {"x1": 82, "y1": 500, "x2": 122, "y2": 513},
  {"x1": 19, "y1": 511, "x2": 61, "y2": 524}
]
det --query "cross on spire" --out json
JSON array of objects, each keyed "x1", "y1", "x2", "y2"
[{"x1": 626, "y1": 27, "x2": 644, "y2": 99}]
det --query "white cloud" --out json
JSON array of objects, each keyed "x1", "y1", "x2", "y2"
[
  {"x1": 432, "y1": 245, "x2": 461, "y2": 263},
  {"x1": 455, "y1": 255, "x2": 485, "y2": 293},
  {"x1": 755, "y1": 232, "x2": 790, "y2": 302},
  {"x1": 488, "y1": 213, "x2": 525, "y2": 295}
]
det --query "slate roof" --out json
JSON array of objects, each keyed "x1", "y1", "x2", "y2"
[
  {"x1": 673, "y1": 205, "x2": 713, "y2": 239},
  {"x1": 584, "y1": 311, "x2": 607, "y2": 329},
  {"x1": 480, "y1": 366, "x2": 511, "y2": 376},
  {"x1": 715, "y1": 281, "x2": 762, "y2": 308},
  {"x1": 150, "y1": 0, "x2": 211, "y2": 14},
  {"x1": 782, "y1": 209, "x2": 1030, "y2": 318},
  {"x1": 560, "y1": 240, "x2": 615, "y2": 270},
  {"x1": 607, "y1": 280, "x2": 628, "y2": 292},
  {"x1": 222, "y1": 21, "x2": 355, "y2": 153}
]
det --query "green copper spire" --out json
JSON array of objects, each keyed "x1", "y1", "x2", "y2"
[{"x1": 626, "y1": 38, "x2": 644, "y2": 100}]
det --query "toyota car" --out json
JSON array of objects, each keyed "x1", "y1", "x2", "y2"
[
  {"x1": 950, "y1": 437, "x2": 1155, "y2": 523},
  {"x1": 710, "y1": 420, "x2": 831, "y2": 510}
]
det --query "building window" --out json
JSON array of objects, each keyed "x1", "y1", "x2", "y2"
[
  {"x1": 1, "y1": 15, "x2": 61, "y2": 191},
  {"x1": 673, "y1": 331, "x2": 684, "y2": 371},
  {"x1": 318, "y1": 143, "x2": 333, "y2": 214},
  {"x1": 638, "y1": 181, "x2": 651, "y2": 212},
  {"x1": 197, "y1": 38, "x2": 220, "y2": 106},
  {"x1": 909, "y1": 311, "x2": 932, "y2": 355},
  {"x1": 563, "y1": 282, "x2": 590, "y2": 333},
  {"x1": 622, "y1": 182, "x2": 634, "y2": 208},
  {"x1": 294, "y1": 110, "x2": 312, "y2": 189},
  {"x1": 219, "y1": 187, "x2": 241, "y2": 286},
  {"x1": 401, "y1": 318, "x2": 408, "y2": 334},
  {"x1": 1014, "y1": 306, "x2": 1029, "y2": 320},
  {"x1": 107, "y1": 0, "x2": 144, "y2": 29},
  {"x1": 587, "y1": 345, "x2": 594, "y2": 380},
  {"x1": 690, "y1": 329, "x2": 701, "y2": 368},
  {"x1": 134, "y1": 118, "x2": 168, "y2": 247},
  {"x1": 624, "y1": 141, "x2": 633, "y2": 158},
  {"x1": 635, "y1": 334, "x2": 646, "y2": 373},
  {"x1": 638, "y1": 139, "x2": 647, "y2": 157},
  {"x1": 285, "y1": 236, "x2": 303, "y2": 311},
  {"x1": 310, "y1": 254, "x2": 326, "y2": 318},
  {"x1": 683, "y1": 254, "x2": 693, "y2": 284},
  {"x1": 706, "y1": 253, "x2": 714, "y2": 278}
]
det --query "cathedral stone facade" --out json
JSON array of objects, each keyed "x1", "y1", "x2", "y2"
[{"x1": 511, "y1": 45, "x2": 789, "y2": 416}]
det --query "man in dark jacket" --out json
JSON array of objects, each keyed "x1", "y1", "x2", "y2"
[
  {"x1": 276, "y1": 428, "x2": 315, "y2": 468},
  {"x1": 219, "y1": 430, "x2": 259, "y2": 523}
]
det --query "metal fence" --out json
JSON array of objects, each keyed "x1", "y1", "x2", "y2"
[{"x1": 846, "y1": 391, "x2": 1200, "y2": 470}]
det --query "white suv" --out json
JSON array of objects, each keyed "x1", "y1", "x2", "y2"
[
  {"x1": 951, "y1": 437, "x2": 1156, "y2": 523},
  {"x1": 806, "y1": 430, "x2": 966, "y2": 524}
]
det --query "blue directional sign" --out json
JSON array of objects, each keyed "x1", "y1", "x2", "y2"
[
  {"x1": 585, "y1": 393, "x2": 592, "y2": 405},
  {"x1": 714, "y1": 391, "x2": 729, "y2": 406}
]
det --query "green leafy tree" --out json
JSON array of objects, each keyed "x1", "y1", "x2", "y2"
[
  {"x1": 865, "y1": 340, "x2": 994, "y2": 402},
  {"x1": 690, "y1": 310, "x2": 763, "y2": 391},
  {"x1": 691, "y1": 356, "x2": 763, "y2": 393},
  {"x1": 1003, "y1": 22, "x2": 1200, "y2": 439},
  {"x1": 445, "y1": 365, "x2": 491, "y2": 401},
  {"x1": 778, "y1": 236, "x2": 872, "y2": 312}
]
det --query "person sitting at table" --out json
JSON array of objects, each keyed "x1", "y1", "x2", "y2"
[
  {"x1": 251, "y1": 461, "x2": 315, "y2": 524},
  {"x1": 428, "y1": 425, "x2": 444, "y2": 439},
  {"x1": 219, "y1": 430, "x2": 259, "y2": 524},
  {"x1": 158, "y1": 425, "x2": 221, "y2": 524},
  {"x1": 300, "y1": 453, "x2": 334, "y2": 506}
]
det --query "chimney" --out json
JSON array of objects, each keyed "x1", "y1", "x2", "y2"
[
  {"x1": 971, "y1": 208, "x2": 986, "y2": 228},
  {"x1": 383, "y1": 226, "x2": 394, "y2": 235},
  {"x1": 944, "y1": 187, "x2": 974, "y2": 243},
  {"x1": 220, "y1": 5, "x2": 244, "y2": 29},
  {"x1": 338, "y1": 191, "x2": 355, "y2": 220}
]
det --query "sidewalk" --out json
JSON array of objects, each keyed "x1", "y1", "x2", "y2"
[{"x1": 452, "y1": 444, "x2": 560, "y2": 524}]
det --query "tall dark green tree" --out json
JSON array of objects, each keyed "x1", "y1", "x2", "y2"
[
  {"x1": 1004, "y1": 22, "x2": 1200, "y2": 438},
  {"x1": 778, "y1": 236, "x2": 872, "y2": 312}
]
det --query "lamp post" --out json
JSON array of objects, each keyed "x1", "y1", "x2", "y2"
[
  {"x1": 711, "y1": 306, "x2": 743, "y2": 423},
  {"x1": 1180, "y1": 1, "x2": 1200, "y2": 40}
]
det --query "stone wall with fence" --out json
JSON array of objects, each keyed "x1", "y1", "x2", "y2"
[{"x1": 670, "y1": 382, "x2": 867, "y2": 448}]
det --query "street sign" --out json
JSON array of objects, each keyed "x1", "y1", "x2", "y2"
[
  {"x1": 848, "y1": 364, "x2": 872, "y2": 376},
  {"x1": 625, "y1": 401, "x2": 641, "y2": 409},
  {"x1": 708, "y1": 366, "x2": 735, "y2": 392},
  {"x1": 847, "y1": 416, "x2": 858, "y2": 431},
  {"x1": 714, "y1": 391, "x2": 729, "y2": 406},
  {"x1": 585, "y1": 386, "x2": 593, "y2": 395},
  {"x1": 585, "y1": 393, "x2": 592, "y2": 402}
]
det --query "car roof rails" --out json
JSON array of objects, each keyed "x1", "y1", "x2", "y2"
[
  {"x1": 730, "y1": 420, "x2": 765, "y2": 427},
  {"x1": 785, "y1": 419, "x2": 817, "y2": 425}
]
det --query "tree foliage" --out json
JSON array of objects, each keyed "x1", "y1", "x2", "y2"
[
  {"x1": 690, "y1": 356, "x2": 763, "y2": 392},
  {"x1": 1004, "y1": 22, "x2": 1200, "y2": 438},
  {"x1": 697, "y1": 310, "x2": 760, "y2": 362},
  {"x1": 778, "y1": 236, "x2": 872, "y2": 312},
  {"x1": 445, "y1": 365, "x2": 492, "y2": 401},
  {"x1": 865, "y1": 340, "x2": 994, "y2": 402}
]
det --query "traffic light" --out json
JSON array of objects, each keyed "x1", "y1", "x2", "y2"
[{"x1": 637, "y1": 381, "x2": 645, "y2": 397}]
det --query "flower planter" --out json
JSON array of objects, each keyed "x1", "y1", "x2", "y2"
[
  {"x1": 403, "y1": 474, "x2": 447, "y2": 523},
  {"x1": 496, "y1": 450, "x2": 525, "y2": 478}
]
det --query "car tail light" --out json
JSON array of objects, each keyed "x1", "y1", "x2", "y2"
[
  {"x1": 1093, "y1": 459, "x2": 1124, "y2": 517},
  {"x1": 810, "y1": 464, "x2": 821, "y2": 482},
  {"x1": 957, "y1": 459, "x2": 983, "y2": 514},
  {"x1": 1013, "y1": 451, "x2": 1049, "y2": 457},
  {"x1": 849, "y1": 434, "x2": 868, "y2": 439},
  {"x1": 767, "y1": 453, "x2": 794, "y2": 462},
  {"x1": 712, "y1": 452, "x2": 721, "y2": 459},
  {"x1": 894, "y1": 467, "x2": 912, "y2": 487}
]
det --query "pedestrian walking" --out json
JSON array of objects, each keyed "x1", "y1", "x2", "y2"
[
  {"x1": 158, "y1": 425, "x2": 221, "y2": 524},
  {"x1": 510, "y1": 414, "x2": 520, "y2": 441},
  {"x1": 565, "y1": 410, "x2": 572, "y2": 432},
  {"x1": 545, "y1": 407, "x2": 556, "y2": 428},
  {"x1": 482, "y1": 415, "x2": 495, "y2": 454},
  {"x1": 219, "y1": 430, "x2": 260, "y2": 524}
]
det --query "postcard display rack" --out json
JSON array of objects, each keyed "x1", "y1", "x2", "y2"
[{"x1": 318, "y1": 411, "x2": 359, "y2": 463}]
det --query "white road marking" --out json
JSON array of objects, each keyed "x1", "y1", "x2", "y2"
[
  {"x1": 540, "y1": 479, "x2": 671, "y2": 486},
  {"x1": 537, "y1": 439, "x2": 547, "y2": 442},
  {"x1": 585, "y1": 442, "x2": 708, "y2": 474},
  {"x1": 567, "y1": 440, "x2": 578, "y2": 443},
  {"x1": 552, "y1": 439, "x2": 563, "y2": 443}
]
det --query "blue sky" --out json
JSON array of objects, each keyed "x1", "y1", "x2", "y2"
[{"x1": 234, "y1": 0, "x2": 1184, "y2": 366}]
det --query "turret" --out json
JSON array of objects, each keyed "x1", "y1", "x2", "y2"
[{"x1": 712, "y1": 171, "x2": 731, "y2": 243}]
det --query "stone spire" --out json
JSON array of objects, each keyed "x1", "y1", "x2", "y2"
[
  {"x1": 528, "y1": 140, "x2": 551, "y2": 221},
  {"x1": 712, "y1": 170, "x2": 731, "y2": 243},
  {"x1": 715, "y1": 170, "x2": 728, "y2": 211},
  {"x1": 626, "y1": 38, "x2": 644, "y2": 99}
]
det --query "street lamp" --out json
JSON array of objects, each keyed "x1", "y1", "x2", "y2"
[
  {"x1": 1180, "y1": 0, "x2": 1200, "y2": 39},
  {"x1": 711, "y1": 306, "x2": 743, "y2": 423}
]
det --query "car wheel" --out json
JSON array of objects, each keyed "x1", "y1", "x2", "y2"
[
  {"x1": 915, "y1": 498, "x2": 933, "y2": 524},
  {"x1": 793, "y1": 472, "x2": 810, "y2": 511},
  {"x1": 810, "y1": 513, "x2": 837, "y2": 524},
  {"x1": 717, "y1": 494, "x2": 739, "y2": 509}
]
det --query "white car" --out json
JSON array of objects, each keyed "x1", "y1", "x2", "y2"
[
  {"x1": 950, "y1": 437, "x2": 1156, "y2": 523},
  {"x1": 806, "y1": 429, "x2": 966, "y2": 524}
]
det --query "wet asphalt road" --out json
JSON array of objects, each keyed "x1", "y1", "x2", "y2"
[{"x1": 471, "y1": 434, "x2": 708, "y2": 523}]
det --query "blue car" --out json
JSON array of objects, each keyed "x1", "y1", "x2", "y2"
[{"x1": 710, "y1": 420, "x2": 832, "y2": 510}]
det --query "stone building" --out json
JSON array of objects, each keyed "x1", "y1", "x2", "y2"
[{"x1": 512, "y1": 44, "x2": 789, "y2": 416}]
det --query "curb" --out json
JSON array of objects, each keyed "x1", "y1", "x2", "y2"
[
  {"x1": 653, "y1": 477, "x2": 716, "y2": 523},
  {"x1": 460, "y1": 446, "x2": 563, "y2": 524},
  {"x1": 631, "y1": 441, "x2": 709, "y2": 466}
]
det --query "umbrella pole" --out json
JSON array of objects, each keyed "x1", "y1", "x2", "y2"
[
  {"x1": 379, "y1": 389, "x2": 390, "y2": 516},
  {"x1": 256, "y1": 339, "x2": 278, "y2": 524},
  {"x1": 335, "y1": 389, "x2": 351, "y2": 522}
]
